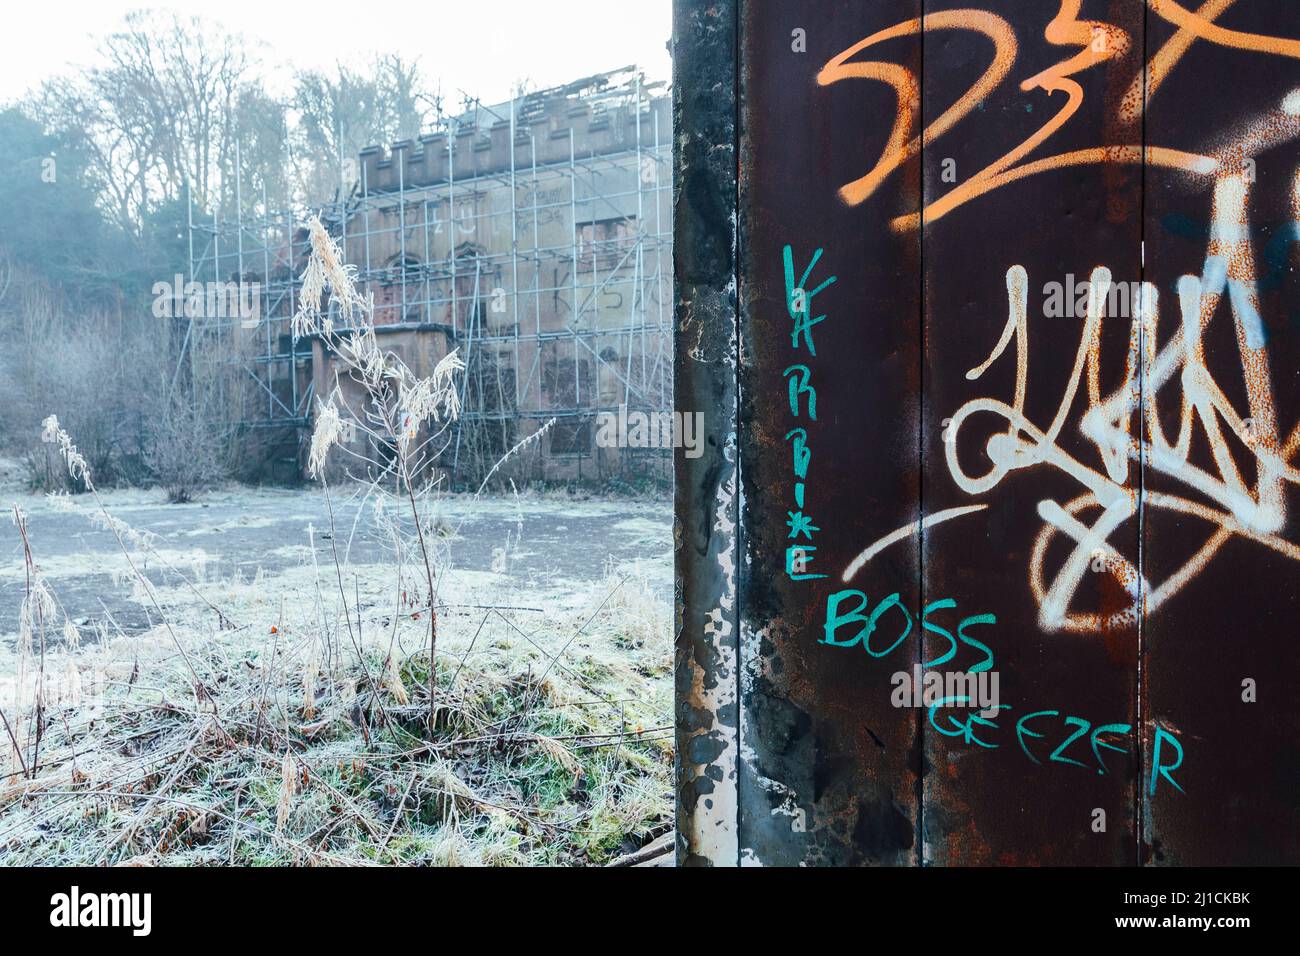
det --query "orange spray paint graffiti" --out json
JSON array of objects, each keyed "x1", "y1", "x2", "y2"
[{"x1": 818, "y1": 0, "x2": 1299, "y2": 230}]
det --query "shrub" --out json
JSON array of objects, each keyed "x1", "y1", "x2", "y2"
[{"x1": 145, "y1": 394, "x2": 225, "y2": 503}]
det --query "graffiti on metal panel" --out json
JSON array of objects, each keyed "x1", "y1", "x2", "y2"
[
  {"x1": 818, "y1": 589, "x2": 1186, "y2": 795},
  {"x1": 816, "y1": 0, "x2": 1298, "y2": 229},
  {"x1": 825, "y1": 2, "x2": 1300, "y2": 634},
  {"x1": 781, "y1": 1, "x2": 1300, "y2": 804},
  {"x1": 783, "y1": 245, "x2": 835, "y2": 582},
  {"x1": 784, "y1": 235, "x2": 1188, "y2": 794}
]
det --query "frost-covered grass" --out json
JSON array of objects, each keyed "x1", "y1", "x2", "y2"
[{"x1": 0, "y1": 550, "x2": 672, "y2": 865}]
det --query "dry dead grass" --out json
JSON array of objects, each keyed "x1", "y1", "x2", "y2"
[{"x1": 0, "y1": 552, "x2": 672, "y2": 865}]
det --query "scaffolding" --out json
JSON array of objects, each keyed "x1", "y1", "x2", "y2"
[{"x1": 185, "y1": 67, "x2": 673, "y2": 485}]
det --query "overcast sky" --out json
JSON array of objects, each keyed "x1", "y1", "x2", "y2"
[{"x1": 0, "y1": 1, "x2": 673, "y2": 106}]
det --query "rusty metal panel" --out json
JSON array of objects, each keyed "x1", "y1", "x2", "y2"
[
  {"x1": 736, "y1": 0, "x2": 923, "y2": 866},
  {"x1": 676, "y1": 0, "x2": 1300, "y2": 866},
  {"x1": 919, "y1": 0, "x2": 1144, "y2": 865},
  {"x1": 1140, "y1": 1, "x2": 1300, "y2": 865}
]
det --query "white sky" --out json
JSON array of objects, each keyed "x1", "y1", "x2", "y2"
[{"x1": 0, "y1": 1, "x2": 673, "y2": 106}]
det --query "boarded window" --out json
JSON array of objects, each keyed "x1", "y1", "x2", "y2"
[
  {"x1": 550, "y1": 417, "x2": 592, "y2": 456},
  {"x1": 541, "y1": 340, "x2": 593, "y2": 410},
  {"x1": 576, "y1": 217, "x2": 637, "y2": 272}
]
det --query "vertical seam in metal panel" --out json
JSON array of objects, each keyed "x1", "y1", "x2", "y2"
[
  {"x1": 1135, "y1": 0, "x2": 1150, "y2": 867},
  {"x1": 915, "y1": 0, "x2": 927, "y2": 869}
]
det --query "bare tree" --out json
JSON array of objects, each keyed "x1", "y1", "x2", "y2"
[
  {"x1": 29, "y1": 11, "x2": 273, "y2": 232},
  {"x1": 293, "y1": 55, "x2": 440, "y2": 204}
]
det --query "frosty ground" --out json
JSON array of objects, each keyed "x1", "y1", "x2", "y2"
[
  {"x1": 0, "y1": 486, "x2": 672, "y2": 640},
  {"x1": 0, "y1": 480, "x2": 674, "y2": 865}
]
